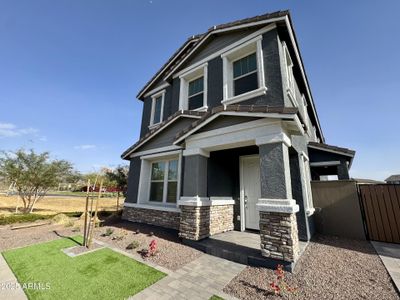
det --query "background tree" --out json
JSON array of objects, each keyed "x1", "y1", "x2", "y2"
[
  {"x1": 105, "y1": 165, "x2": 129, "y2": 196},
  {"x1": 0, "y1": 149, "x2": 74, "y2": 213}
]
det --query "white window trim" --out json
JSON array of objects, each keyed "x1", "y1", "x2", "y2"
[
  {"x1": 137, "y1": 150, "x2": 182, "y2": 208},
  {"x1": 179, "y1": 63, "x2": 208, "y2": 111},
  {"x1": 221, "y1": 36, "x2": 267, "y2": 105},
  {"x1": 300, "y1": 152, "x2": 315, "y2": 216},
  {"x1": 149, "y1": 90, "x2": 165, "y2": 128},
  {"x1": 282, "y1": 42, "x2": 296, "y2": 105}
]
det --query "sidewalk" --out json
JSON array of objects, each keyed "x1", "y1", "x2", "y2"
[
  {"x1": 0, "y1": 254, "x2": 27, "y2": 300},
  {"x1": 372, "y1": 241, "x2": 400, "y2": 292},
  {"x1": 130, "y1": 254, "x2": 245, "y2": 300}
]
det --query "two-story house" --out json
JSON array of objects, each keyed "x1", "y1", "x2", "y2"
[{"x1": 121, "y1": 11, "x2": 355, "y2": 268}]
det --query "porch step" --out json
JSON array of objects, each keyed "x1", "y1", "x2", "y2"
[{"x1": 182, "y1": 235, "x2": 295, "y2": 271}]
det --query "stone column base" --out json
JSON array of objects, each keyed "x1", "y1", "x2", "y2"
[
  {"x1": 178, "y1": 197, "x2": 234, "y2": 241},
  {"x1": 259, "y1": 211, "x2": 300, "y2": 262}
]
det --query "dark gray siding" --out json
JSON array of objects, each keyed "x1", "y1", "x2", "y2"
[
  {"x1": 180, "y1": 28, "x2": 261, "y2": 70},
  {"x1": 125, "y1": 157, "x2": 141, "y2": 204},
  {"x1": 262, "y1": 29, "x2": 285, "y2": 106},
  {"x1": 137, "y1": 117, "x2": 194, "y2": 152},
  {"x1": 197, "y1": 116, "x2": 260, "y2": 133},
  {"x1": 207, "y1": 57, "x2": 223, "y2": 107}
]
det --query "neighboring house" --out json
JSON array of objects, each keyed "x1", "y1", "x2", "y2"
[
  {"x1": 385, "y1": 175, "x2": 400, "y2": 184},
  {"x1": 121, "y1": 11, "x2": 355, "y2": 267}
]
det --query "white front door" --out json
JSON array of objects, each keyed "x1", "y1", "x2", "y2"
[{"x1": 240, "y1": 155, "x2": 261, "y2": 230}]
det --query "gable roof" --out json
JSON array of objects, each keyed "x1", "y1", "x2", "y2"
[
  {"x1": 308, "y1": 142, "x2": 356, "y2": 157},
  {"x1": 385, "y1": 175, "x2": 400, "y2": 182},
  {"x1": 136, "y1": 10, "x2": 289, "y2": 100},
  {"x1": 174, "y1": 105, "x2": 299, "y2": 144},
  {"x1": 121, "y1": 105, "x2": 298, "y2": 160},
  {"x1": 121, "y1": 111, "x2": 204, "y2": 159}
]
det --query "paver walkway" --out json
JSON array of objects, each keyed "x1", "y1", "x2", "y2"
[
  {"x1": 0, "y1": 254, "x2": 27, "y2": 300},
  {"x1": 130, "y1": 254, "x2": 245, "y2": 300},
  {"x1": 372, "y1": 241, "x2": 400, "y2": 292}
]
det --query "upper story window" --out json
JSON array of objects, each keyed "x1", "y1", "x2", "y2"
[
  {"x1": 188, "y1": 76, "x2": 204, "y2": 110},
  {"x1": 149, "y1": 90, "x2": 165, "y2": 127},
  {"x1": 221, "y1": 36, "x2": 266, "y2": 105},
  {"x1": 283, "y1": 42, "x2": 295, "y2": 98},
  {"x1": 233, "y1": 53, "x2": 258, "y2": 96},
  {"x1": 179, "y1": 63, "x2": 208, "y2": 111}
]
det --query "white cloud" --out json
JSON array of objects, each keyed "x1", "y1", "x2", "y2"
[
  {"x1": 74, "y1": 144, "x2": 96, "y2": 150},
  {"x1": 0, "y1": 122, "x2": 38, "y2": 138}
]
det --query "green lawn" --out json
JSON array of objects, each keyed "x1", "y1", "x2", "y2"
[{"x1": 2, "y1": 236, "x2": 166, "y2": 300}]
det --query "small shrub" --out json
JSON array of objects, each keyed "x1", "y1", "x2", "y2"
[
  {"x1": 269, "y1": 264, "x2": 297, "y2": 296},
  {"x1": 148, "y1": 231, "x2": 154, "y2": 237},
  {"x1": 112, "y1": 235, "x2": 124, "y2": 241},
  {"x1": 135, "y1": 229, "x2": 140, "y2": 234},
  {"x1": 102, "y1": 228, "x2": 114, "y2": 237},
  {"x1": 148, "y1": 239, "x2": 157, "y2": 256},
  {"x1": 126, "y1": 240, "x2": 140, "y2": 250}
]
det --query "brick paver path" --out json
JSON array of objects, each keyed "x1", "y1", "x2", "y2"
[{"x1": 130, "y1": 254, "x2": 245, "y2": 300}]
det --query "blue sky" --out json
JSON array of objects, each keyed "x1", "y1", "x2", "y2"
[{"x1": 0, "y1": 0, "x2": 399, "y2": 180}]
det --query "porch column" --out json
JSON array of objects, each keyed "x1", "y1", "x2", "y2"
[
  {"x1": 256, "y1": 133, "x2": 300, "y2": 263},
  {"x1": 337, "y1": 160, "x2": 350, "y2": 180},
  {"x1": 178, "y1": 150, "x2": 211, "y2": 240}
]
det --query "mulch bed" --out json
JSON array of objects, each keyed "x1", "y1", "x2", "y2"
[
  {"x1": 93, "y1": 220, "x2": 203, "y2": 270},
  {"x1": 224, "y1": 235, "x2": 400, "y2": 300},
  {"x1": 0, "y1": 222, "x2": 75, "y2": 252}
]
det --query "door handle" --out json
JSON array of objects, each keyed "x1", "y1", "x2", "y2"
[{"x1": 244, "y1": 195, "x2": 248, "y2": 208}]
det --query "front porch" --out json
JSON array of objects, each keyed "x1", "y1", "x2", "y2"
[{"x1": 183, "y1": 230, "x2": 308, "y2": 271}]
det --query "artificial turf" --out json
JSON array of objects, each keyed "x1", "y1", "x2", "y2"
[{"x1": 2, "y1": 236, "x2": 166, "y2": 300}]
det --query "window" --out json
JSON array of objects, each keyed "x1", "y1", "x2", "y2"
[
  {"x1": 233, "y1": 53, "x2": 258, "y2": 96},
  {"x1": 149, "y1": 159, "x2": 178, "y2": 203},
  {"x1": 188, "y1": 76, "x2": 204, "y2": 110},
  {"x1": 179, "y1": 63, "x2": 208, "y2": 111},
  {"x1": 150, "y1": 90, "x2": 165, "y2": 127},
  {"x1": 221, "y1": 36, "x2": 266, "y2": 105},
  {"x1": 283, "y1": 43, "x2": 295, "y2": 93}
]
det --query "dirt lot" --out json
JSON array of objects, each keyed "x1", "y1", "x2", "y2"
[
  {"x1": 0, "y1": 195, "x2": 123, "y2": 215},
  {"x1": 224, "y1": 235, "x2": 400, "y2": 300}
]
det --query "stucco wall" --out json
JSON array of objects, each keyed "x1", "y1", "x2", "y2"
[{"x1": 311, "y1": 180, "x2": 366, "y2": 240}]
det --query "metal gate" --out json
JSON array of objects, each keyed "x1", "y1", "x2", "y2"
[{"x1": 359, "y1": 184, "x2": 400, "y2": 243}]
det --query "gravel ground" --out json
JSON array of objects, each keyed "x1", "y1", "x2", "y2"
[
  {"x1": 93, "y1": 220, "x2": 203, "y2": 270},
  {"x1": 224, "y1": 235, "x2": 400, "y2": 300},
  {"x1": 0, "y1": 222, "x2": 75, "y2": 252}
]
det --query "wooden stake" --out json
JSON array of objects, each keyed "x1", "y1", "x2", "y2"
[
  {"x1": 116, "y1": 191, "x2": 120, "y2": 212},
  {"x1": 88, "y1": 180, "x2": 103, "y2": 248},
  {"x1": 83, "y1": 179, "x2": 90, "y2": 247},
  {"x1": 86, "y1": 176, "x2": 97, "y2": 248}
]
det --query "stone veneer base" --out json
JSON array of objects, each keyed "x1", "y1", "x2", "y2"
[
  {"x1": 259, "y1": 211, "x2": 300, "y2": 262},
  {"x1": 179, "y1": 204, "x2": 234, "y2": 240},
  {"x1": 122, "y1": 206, "x2": 180, "y2": 230}
]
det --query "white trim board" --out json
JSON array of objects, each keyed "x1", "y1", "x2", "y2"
[
  {"x1": 307, "y1": 145, "x2": 355, "y2": 158},
  {"x1": 130, "y1": 145, "x2": 182, "y2": 158},
  {"x1": 124, "y1": 202, "x2": 181, "y2": 213},
  {"x1": 310, "y1": 161, "x2": 341, "y2": 167},
  {"x1": 174, "y1": 111, "x2": 297, "y2": 145}
]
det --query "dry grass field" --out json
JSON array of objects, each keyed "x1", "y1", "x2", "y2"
[{"x1": 0, "y1": 195, "x2": 124, "y2": 215}]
